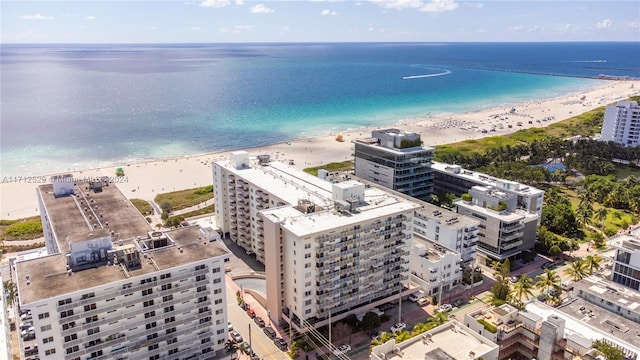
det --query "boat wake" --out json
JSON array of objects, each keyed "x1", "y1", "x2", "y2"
[
  {"x1": 571, "y1": 60, "x2": 607, "y2": 63},
  {"x1": 402, "y1": 69, "x2": 451, "y2": 80}
]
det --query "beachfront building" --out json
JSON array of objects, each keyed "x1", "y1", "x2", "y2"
[
  {"x1": 609, "y1": 231, "x2": 640, "y2": 291},
  {"x1": 601, "y1": 100, "x2": 640, "y2": 147},
  {"x1": 370, "y1": 320, "x2": 499, "y2": 360},
  {"x1": 212, "y1": 151, "x2": 421, "y2": 330},
  {"x1": 0, "y1": 277, "x2": 10, "y2": 360},
  {"x1": 465, "y1": 301, "x2": 640, "y2": 360},
  {"x1": 352, "y1": 129, "x2": 435, "y2": 202},
  {"x1": 455, "y1": 186, "x2": 539, "y2": 263},
  {"x1": 20, "y1": 177, "x2": 231, "y2": 360},
  {"x1": 431, "y1": 161, "x2": 545, "y2": 217},
  {"x1": 410, "y1": 238, "x2": 462, "y2": 303}
]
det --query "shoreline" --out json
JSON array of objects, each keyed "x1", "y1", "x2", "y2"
[{"x1": 1, "y1": 79, "x2": 639, "y2": 220}]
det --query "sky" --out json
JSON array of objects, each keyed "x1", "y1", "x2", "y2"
[{"x1": 1, "y1": 0, "x2": 639, "y2": 43}]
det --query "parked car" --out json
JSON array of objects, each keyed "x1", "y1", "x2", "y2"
[
  {"x1": 228, "y1": 322, "x2": 233, "y2": 331},
  {"x1": 408, "y1": 292, "x2": 424, "y2": 302},
  {"x1": 230, "y1": 330, "x2": 243, "y2": 343},
  {"x1": 239, "y1": 302, "x2": 250, "y2": 311},
  {"x1": 378, "y1": 302, "x2": 394, "y2": 311},
  {"x1": 436, "y1": 304, "x2": 452, "y2": 313},
  {"x1": 273, "y1": 337, "x2": 288, "y2": 351},
  {"x1": 390, "y1": 322, "x2": 407, "y2": 333},
  {"x1": 417, "y1": 297, "x2": 430, "y2": 306},
  {"x1": 549, "y1": 287, "x2": 560, "y2": 297},
  {"x1": 561, "y1": 282, "x2": 574, "y2": 291},
  {"x1": 537, "y1": 293, "x2": 548, "y2": 302},
  {"x1": 246, "y1": 308, "x2": 256, "y2": 318},
  {"x1": 253, "y1": 317, "x2": 266, "y2": 327},
  {"x1": 333, "y1": 344, "x2": 351, "y2": 356},
  {"x1": 263, "y1": 326, "x2": 277, "y2": 339},
  {"x1": 240, "y1": 342, "x2": 252, "y2": 354}
]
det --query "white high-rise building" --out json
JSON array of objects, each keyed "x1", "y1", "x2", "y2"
[
  {"x1": 410, "y1": 238, "x2": 463, "y2": 302},
  {"x1": 601, "y1": 100, "x2": 640, "y2": 147},
  {"x1": 213, "y1": 152, "x2": 421, "y2": 330},
  {"x1": 18, "y1": 177, "x2": 231, "y2": 360},
  {"x1": 610, "y1": 229, "x2": 640, "y2": 291}
]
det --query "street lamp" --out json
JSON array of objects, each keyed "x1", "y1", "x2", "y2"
[{"x1": 267, "y1": 310, "x2": 271, "y2": 326}]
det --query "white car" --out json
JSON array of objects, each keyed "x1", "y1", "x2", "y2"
[
  {"x1": 390, "y1": 322, "x2": 407, "y2": 333},
  {"x1": 228, "y1": 322, "x2": 233, "y2": 331},
  {"x1": 408, "y1": 293, "x2": 421, "y2": 302},
  {"x1": 333, "y1": 344, "x2": 351, "y2": 356},
  {"x1": 436, "y1": 304, "x2": 452, "y2": 313}
]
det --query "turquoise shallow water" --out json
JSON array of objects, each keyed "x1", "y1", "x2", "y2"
[{"x1": 1, "y1": 42, "x2": 638, "y2": 177}]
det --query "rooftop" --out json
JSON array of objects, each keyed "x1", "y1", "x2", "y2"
[
  {"x1": 610, "y1": 234, "x2": 640, "y2": 252},
  {"x1": 526, "y1": 299, "x2": 640, "y2": 358},
  {"x1": 370, "y1": 321, "x2": 498, "y2": 360},
  {"x1": 414, "y1": 236, "x2": 460, "y2": 262},
  {"x1": 432, "y1": 161, "x2": 544, "y2": 196},
  {"x1": 262, "y1": 184, "x2": 421, "y2": 237},
  {"x1": 37, "y1": 181, "x2": 152, "y2": 254},
  {"x1": 455, "y1": 199, "x2": 536, "y2": 222},
  {"x1": 574, "y1": 276, "x2": 640, "y2": 314}
]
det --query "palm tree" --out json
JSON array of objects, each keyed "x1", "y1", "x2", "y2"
[
  {"x1": 585, "y1": 255, "x2": 603, "y2": 275},
  {"x1": 535, "y1": 269, "x2": 560, "y2": 295},
  {"x1": 563, "y1": 259, "x2": 589, "y2": 281},
  {"x1": 594, "y1": 207, "x2": 608, "y2": 231},
  {"x1": 510, "y1": 274, "x2": 534, "y2": 302},
  {"x1": 426, "y1": 312, "x2": 449, "y2": 330}
]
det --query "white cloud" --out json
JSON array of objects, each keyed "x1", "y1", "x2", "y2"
[
  {"x1": 220, "y1": 25, "x2": 255, "y2": 33},
  {"x1": 21, "y1": 13, "x2": 54, "y2": 20},
  {"x1": 465, "y1": 2, "x2": 483, "y2": 9},
  {"x1": 321, "y1": 9, "x2": 337, "y2": 16},
  {"x1": 235, "y1": 0, "x2": 244, "y2": 4},
  {"x1": 200, "y1": 0, "x2": 231, "y2": 8},
  {"x1": 250, "y1": 4, "x2": 274, "y2": 13},
  {"x1": 84, "y1": 16, "x2": 96, "y2": 20},
  {"x1": 189, "y1": 26, "x2": 203, "y2": 31},
  {"x1": 630, "y1": 19, "x2": 640, "y2": 29},
  {"x1": 370, "y1": 0, "x2": 458, "y2": 13},
  {"x1": 528, "y1": 25, "x2": 542, "y2": 32},
  {"x1": 508, "y1": 25, "x2": 524, "y2": 32},
  {"x1": 141, "y1": 26, "x2": 158, "y2": 30},
  {"x1": 595, "y1": 19, "x2": 612, "y2": 29},
  {"x1": 476, "y1": 28, "x2": 487, "y2": 33}
]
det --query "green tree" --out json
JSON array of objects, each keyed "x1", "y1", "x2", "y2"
[
  {"x1": 585, "y1": 255, "x2": 603, "y2": 275},
  {"x1": 360, "y1": 312, "x2": 381, "y2": 335},
  {"x1": 535, "y1": 269, "x2": 560, "y2": 295},
  {"x1": 592, "y1": 340, "x2": 625, "y2": 360},
  {"x1": 490, "y1": 260, "x2": 511, "y2": 304},
  {"x1": 425, "y1": 312, "x2": 449, "y2": 329},
  {"x1": 594, "y1": 207, "x2": 609, "y2": 230},
  {"x1": 3, "y1": 280, "x2": 17, "y2": 307},
  {"x1": 564, "y1": 259, "x2": 589, "y2": 281},
  {"x1": 510, "y1": 274, "x2": 534, "y2": 302}
]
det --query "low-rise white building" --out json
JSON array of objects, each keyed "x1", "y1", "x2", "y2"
[
  {"x1": 601, "y1": 100, "x2": 640, "y2": 147},
  {"x1": 410, "y1": 238, "x2": 462, "y2": 303}
]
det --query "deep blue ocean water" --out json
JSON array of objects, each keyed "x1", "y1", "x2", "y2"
[{"x1": 1, "y1": 42, "x2": 639, "y2": 177}]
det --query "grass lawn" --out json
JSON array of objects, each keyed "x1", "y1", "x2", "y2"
[
  {"x1": 1, "y1": 216, "x2": 43, "y2": 241},
  {"x1": 303, "y1": 161, "x2": 353, "y2": 176},
  {"x1": 154, "y1": 185, "x2": 213, "y2": 211},
  {"x1": 612, "y1": 164, "x2": 640, "y2": 180},
  {"x1": 130, "y1": 199, "x2": 154, "y2": 216},
  {"x1": 165, "y1": 205, "x2": 215, "y2": 227}
]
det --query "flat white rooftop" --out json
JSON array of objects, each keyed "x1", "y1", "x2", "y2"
[{"x1": 432, "y1": 161, "x2": 544, "y2": 196}]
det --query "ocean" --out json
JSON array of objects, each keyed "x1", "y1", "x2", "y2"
[{"x1": 1, "y1": 42, "x2": 639, "y2": 177}]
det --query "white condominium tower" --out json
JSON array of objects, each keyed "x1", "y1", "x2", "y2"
[
  {"x1": 213, "y1": 152, "x2": 421, "y2": 330},
  {"x1": 601, "y1": 100, "x2": 640, "y2": 147},
  {"x1": 18, "y1": 176, "x2": 231, "y2": 360}
]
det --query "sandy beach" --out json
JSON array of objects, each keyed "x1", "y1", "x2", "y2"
[{"x1": 2, "y1": 79, "x2": 639, "y2": 220}]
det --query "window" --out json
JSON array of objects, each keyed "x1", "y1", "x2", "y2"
[
  {"x1": 62, "y1": 321, "x2": 76, "y2": 330},
  {"x1": 196, "y1": 275, "x2": 206, "y2": 281},
  {"x1": 214, "y1": 299, "x2": 223, "y2": 305},
  {"x1": 213, "y1": 278, "x2": 221, "y2": 284},
  {"x1": 43, "y1": 336, "x2": 54, "y2": 344},
  {"x1": 60, "y1": 309, "x2": 74, "y2": 318},
  {"x1": 305, "y1": 262, "x2": 311, "y2": 268},
  {"x1": 305, "y1": 243, "x2": 311, "y2": 249},
  {"x1": 86, "y1": 315, "x2": 98, "y2": 323},
  {"x1": 199, "y1": 316, "x2": 211, "y2": 324},
  {"x1": 201, "y1": 337, "x2": 211, "y2": 344},
  {"x1": 87, "y1": 327, "x2": 100, "y2": 335},
  {"x1": 215, "y1": 309, "x2": 223, "y2": 315},
  {"x1": 169, "y1": 348, "x2": 179, "y2": 355},
  {"x1": 146, "y1": 322, "x2": 157, "y2": 329},
  {"x1": 160, "y1": 273, "x2": 172, "y2": 280},
  {"x1": 122, "y1": 283, "x2": 132, "y2": 290},
  {"x1": 81, "y1": 292, "x2": 95, "y2": 299},
  {"x1": 142, "y1": 289, "x2": 153, "y2": 296},
  {"x1": 165, "y1": 317, "x2": 175, "y2": 324},
  {"x1": 305, "y1": 253, "x2": 311, "y2": 259},
  {"x1": 144, "y1": 300, "x2": 155, "y2": 307},
  {"x1": 149, "y1": 355, "x2": 160, "y2": 360},
  {"x1": 45, "y1": 349, "x2": 56, "y2": 356},
  {"x1": 58, "y1": 298, "x2": 72, "y2": 306},
  {"x1": 65, "y1": 345, "x2": 79, "y2": 354},
  {"x1": 162, "y1": 295, "x2": 174, "y2": 302},
  {"x1": 38, "y1": 312, "x2": 50, "y2": 320},
  {"x1": 197, "y1": 286, "x2": 207, "y2": 292},
  {"x1": 41, "y1": 324, "x2": 52, "y2": 332},
  {"x1": 164, "y1": 306, "x2": 174, "y2": 313},
  {"x1": 214, "y1": 288, "x2": 222, "y2": 294},
  {"x1": 166, "y1": 328, "x2": 177, "y2": 336},
  {"x1": 145, "y1": 311, "x2": 156, "y2": 319},
  {"x1": 64, "y1": 334, "x2": 78, "y2": 342},
  {"x1": 212, "y1": 267, "x2": 221, "y2": 273},
  {"x1": 148, "y1": 344, "x2": 159, "y2": 351},
  {"x1": 198, "y1": 306, "x2": 210, "y2": 313},
  {"x1": 84, "y1": 303, "x2": 97, "y2": 311},
  {"x1": 195, "y1": 264, "x2": 206, "y2": 271},
  {"x1": 147, "y1": 333, "x2": 158, "y2": 340},
  {"x1": 161, "y1": 284, "x2": 172, "y2": 291}
]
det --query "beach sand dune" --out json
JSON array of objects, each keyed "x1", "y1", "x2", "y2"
[{"x1": 2, "y1": 80, "x2": 639, "y2": 220}]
